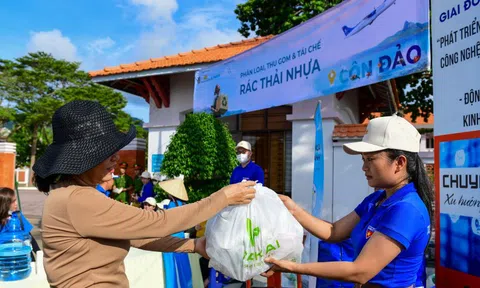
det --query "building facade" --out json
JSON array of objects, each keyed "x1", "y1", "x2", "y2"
[{"x1": 90, "y1": 36, "x2": 432, "y2": 224}]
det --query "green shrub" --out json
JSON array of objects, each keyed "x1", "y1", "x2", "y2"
[{"x1": 161, "y1": 113, "x2": 237, "y2": 202}]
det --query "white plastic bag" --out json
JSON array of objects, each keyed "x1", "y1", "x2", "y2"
[{"x1": 205, "y1": 184, "x2": 304, "y2": 281}]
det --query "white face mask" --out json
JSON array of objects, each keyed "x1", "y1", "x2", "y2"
[{"x1": 237, "y1": 153, "x2": 249, "y2": 164}]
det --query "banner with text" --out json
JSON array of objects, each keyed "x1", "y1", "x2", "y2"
[
  {"x1": 433, "y1": 0, "x2": 480, "y2": 136},
  {"x1": 438, "y1": 138, "x2": 480, "y2": 278},
  {"x1": 193, "y1": 0, "x2": 430, "y2": 116},
  {"x1": 433, "y1": 0, "x2": 480, "y2": 286}
]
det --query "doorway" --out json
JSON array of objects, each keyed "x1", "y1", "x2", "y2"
[
  {"x1": 235, "y1": 106, "x2": 293, "y2": 196},
  {"x1": 241, "y1": 131, "x2": 292, "y2": 195}
]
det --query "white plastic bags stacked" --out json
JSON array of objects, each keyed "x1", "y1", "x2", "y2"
[{"x1": 205, "y1": 184, "x2": 304, "y2": 281}]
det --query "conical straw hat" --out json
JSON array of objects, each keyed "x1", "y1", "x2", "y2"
[{"x1": 158, "y1": 178, "x2": 189, "y2": 201}]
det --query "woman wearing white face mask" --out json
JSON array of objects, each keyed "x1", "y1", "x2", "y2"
[{"x1": 230, "y1": 141, "x2": 265, "y2": 185}]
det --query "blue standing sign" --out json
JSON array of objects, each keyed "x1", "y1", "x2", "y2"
[
  {"x1": 312, "y1": 101, "x2": 324, "y2": 219},
  {"x1": 303, "y1": 101, "x2": 325, "y2": 287},
  {"x1": 151, "y1": 154, "x2": 164, "y2": 173}
]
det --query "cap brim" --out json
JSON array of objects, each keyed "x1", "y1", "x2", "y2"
[
  {"x1": 343, "y1": 141, "x2": 387, "y2": 155},
  {"x1": 235, "y1": 145, "x2": 250, "y2": 150}
]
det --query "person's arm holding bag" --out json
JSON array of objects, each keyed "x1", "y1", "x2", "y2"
[{"x1": 67, "y1": 181, "x2": 256, "y2": 241}]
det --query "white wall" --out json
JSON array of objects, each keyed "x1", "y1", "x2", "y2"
[
  {"x1": 332, "y1": 142, "x2": 375, "y2": 221},
  {"x1": 291, "y1": 119, "x2": 316, "y2": 212},
  {"x1": 148, "y1": 72, "x2": 195, "y2": 127},
  {"x1": 288, "y1": 90, "x2": 361, "y2": 221},
  {"x1": 145, "y1": 72, "x2": 196, "y2": 172},
  {"x1": 320, "y1": 119, "x2": 336, "y2": 222}
]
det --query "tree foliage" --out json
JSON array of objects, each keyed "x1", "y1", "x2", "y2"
[
  {"x1": 235, "y1": 0, "x2": 342, "y2": 38},
  {"x1": 234, "y1": 0, "x2": 433, "y2": 122},
  {"x1": 0, "y1": 75, "x2": 16, "y2": 127},
  {"x1": 0, "y1": 52, "x2": 146, "y2": 171},
  {"x1": 161, "y1": 113, "x2": 238, "y2": 202},
  {"x1": 395, "y1": 71, "x2": 433, "y2": 123}
]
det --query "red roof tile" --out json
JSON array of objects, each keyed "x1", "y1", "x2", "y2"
[
  {"x1": 334, "y1": 112, "x2": 434, "y2": 139},
  {"x1": 364, "y1": 112, "x2": 434, "y2": 125},
  {"x1": 332, "y1": 124, "x2": 367, "y2": 139},
  {"x1": 89, "y1": 36, "x2": 274, "y2": 77}
]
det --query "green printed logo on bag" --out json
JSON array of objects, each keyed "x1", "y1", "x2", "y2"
[
  {"x1": 243, "y1": 218, "x2": 281, "y2": 263},
  {"x1": 246, "y1": 218, "x2": 260, "y2": 246}
]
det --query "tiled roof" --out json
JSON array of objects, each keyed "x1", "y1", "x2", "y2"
[
  {"x1": 332, "y1": 124, "x2": 367, "y2": 139},
  {"x1": 89, "y1": 36, "x2": 274, "y2": 77},
  {"x1": 400, "y1": 112, "x2": 434, "y2": 125},
  {"x1": 364, "y1": 112, "x2": 434, "y2": 125},
  {"x1": 333, "y1": 112, "x2": 434, "y2": 139}
]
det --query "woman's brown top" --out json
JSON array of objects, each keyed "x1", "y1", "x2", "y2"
[{"x1": 42, "y1": 185, "x2": 228, "y2": 287}]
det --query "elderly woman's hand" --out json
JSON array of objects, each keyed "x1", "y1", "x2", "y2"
[{"x1": 221, "y1": 181, "x2": 256, "y2": 205}]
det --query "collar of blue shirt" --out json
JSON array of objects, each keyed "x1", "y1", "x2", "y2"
[{"x1": 379, "y1": 182, "x2": 416, "y2": 207}]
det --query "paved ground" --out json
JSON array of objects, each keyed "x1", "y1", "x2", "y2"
[{"x1": 18, "y1": 188, "x2": 46, "y2": 249}]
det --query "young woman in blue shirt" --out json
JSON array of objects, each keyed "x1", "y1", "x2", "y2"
[
  {"x1": 0, "y1": 187, "x2": 41, "y2": 261},
  {"x1": 263, "y1": 115, "x2": 433, "y2": 288}
]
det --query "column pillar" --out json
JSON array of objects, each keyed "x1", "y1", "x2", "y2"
[
  {"x1": 0, "y1": 142, "x2": 16, "y2": 189},
  {"x1": 117, "y1": 138, "x2": 147, "y2": 178}
]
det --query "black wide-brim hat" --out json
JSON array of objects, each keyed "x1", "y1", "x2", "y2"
[{"x1": 33, "y1": 100, "x2": 136, "y2": 179}]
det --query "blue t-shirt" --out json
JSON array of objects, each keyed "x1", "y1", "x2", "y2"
[
  {"x1": 138, "y1": 181, "x2": 154, "y2": 203},
  {"x1": 415, "y1": 256, "x2": 427, "y2": 287},
  {"x1": 230, "y1": 161, "x2": 264, "y2": 184},
  {"x1": 351, "y1": 183, "x2": 430, "y2": 287},
  {"x1": 0, "y1": 212, "x2": 34, "y2": 234},
  {"x1": 162, "y1": 199, "x2": 186, "y2": 238}
]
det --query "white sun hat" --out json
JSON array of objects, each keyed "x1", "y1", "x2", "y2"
[{"x1": 343, "y1": 114, "x2": 421, "y2": 155}]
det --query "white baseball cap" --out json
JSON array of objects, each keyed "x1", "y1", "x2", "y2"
[
  {"x1": 343, "y1": 114, "x2": 420, "y2": 155},
  {"x1": 140, "y1": 171, "x2": 151, "y2": 179},
  {"x1": 143, "y1": 197, "x2": 157, "y2": 206},
  {"x1": 236, "y1": 140, "x2": 251, "y2": 151}
]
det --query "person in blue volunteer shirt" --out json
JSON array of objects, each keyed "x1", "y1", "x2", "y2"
[
  {"x1": 0, "y1": 187, "x2": 40, "y2": 261},
  {"x1": 136, "y1": 171, "x2": 154, "y2": 203},
  {"x1": 96, "y1": 172, "x2": 114, "y2": 197},
  {"x1": 0, "y1": 187, "x2": 34, "y2": 234},
  {"x1": 230, "y1": 140, "x2": 264, "y2": 185},
  {"x1": 262, "y1": 115, "x2": 434, "y2": 288}
]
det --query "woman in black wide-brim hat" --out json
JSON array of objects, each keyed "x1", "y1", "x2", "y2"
[{"x1": 33, "y1": 100, "x2": 256, "y2": 288}]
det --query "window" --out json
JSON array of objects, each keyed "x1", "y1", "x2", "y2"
[{"x1": 426, "y1": 135, "x2": 434, "y2": 149}]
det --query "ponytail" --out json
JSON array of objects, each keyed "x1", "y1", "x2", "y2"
[
  {"x1": 386, "y1": 149, "x2": 434, "y2": 231},
  {"x1": 410, "y1": 154, "x2": 434, "y2": 223}
]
